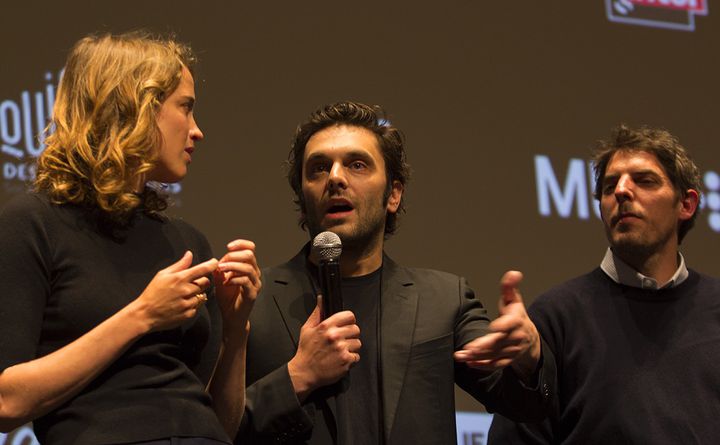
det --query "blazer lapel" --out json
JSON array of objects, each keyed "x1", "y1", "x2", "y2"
[
  {"x1": 269, "y1": 249, "x2": 317, "y2": 347},
  {"x1": 270, "y1": 247, "x2": 340, "y2": 433},
  {"x1": 380, "y1": 256, "x2": 418, "y2": 442}
]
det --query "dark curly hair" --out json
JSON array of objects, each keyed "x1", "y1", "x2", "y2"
[{"x1": 287, "y1": 101, "x2": 411, "y2": 236}]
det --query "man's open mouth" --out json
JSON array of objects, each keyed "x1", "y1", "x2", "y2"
[{"x1": 327, "y1": 203, "x2": 354, "y2": 214}]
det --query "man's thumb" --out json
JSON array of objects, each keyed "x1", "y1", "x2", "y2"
[
  {"x1": 306, "y1": 294, "x2": 323, "y2": 326},
  {"x1": 499, "y1": 270, "x2": 524, "y2": 310}
]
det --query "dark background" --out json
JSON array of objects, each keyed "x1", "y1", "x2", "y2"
[{"x1": 1, "y1": 0, "x2": 718, "y2": 415}]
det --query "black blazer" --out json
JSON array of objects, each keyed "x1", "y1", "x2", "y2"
[{"x1": 237, "y1": 249, "x2": 555, "y2": 444}]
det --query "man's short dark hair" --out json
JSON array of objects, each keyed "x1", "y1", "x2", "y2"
[
  {"x1": 592, "y1": 124, "x2": 702, "y2": 243},
  {"x1": 287, "y1": 101, "x2": 411, "y2": 236}
]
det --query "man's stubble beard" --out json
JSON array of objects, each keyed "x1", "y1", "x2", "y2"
[
  {"x1": 305, "y1": 196, "x2": 388, "y2": 254},
  {"x1": 607, "y1": 224, "x2": 674, "y2": 266}
]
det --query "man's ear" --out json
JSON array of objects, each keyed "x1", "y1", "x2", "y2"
[
  {"x1": 678, "y1": 189, "x2": 700, "y2": 221},
  {"x1": 386, "y1": 180, "x2": 403, "y2": 214}
]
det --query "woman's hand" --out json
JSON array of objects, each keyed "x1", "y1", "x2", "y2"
[
  {"x1": 134, "y1": 251, "x2": 218, "y2": 332},
  {"x1": 214, "y1": 239, "x2": 261, "y2": 334}
]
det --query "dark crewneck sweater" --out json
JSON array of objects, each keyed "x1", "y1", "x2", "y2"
[
  {"x1": 0, "y1": 193, "x2": 229, "y2": 445},
  {"x1": 489, "y1": 267, "x2": 720, "y2": 444},
  {"x1": 336, "y1": 268, "x2": 382, "y2": 445}
]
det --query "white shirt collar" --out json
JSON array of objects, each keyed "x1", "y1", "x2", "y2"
[{"x1": 600, "y1": 247, "x2": 688, "y2": 289}]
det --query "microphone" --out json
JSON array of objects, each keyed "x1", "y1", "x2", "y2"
[{"x1": 311, "y1": 231, "x2": 343, "y2": 319}]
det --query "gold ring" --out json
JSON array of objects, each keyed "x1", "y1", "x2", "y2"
[{"x1": 195, "y1": 293, "x2": 208, "y2": 306}]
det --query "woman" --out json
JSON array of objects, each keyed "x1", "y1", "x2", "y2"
[{"x1": 0, "y1": 32, "x2": 260, "y2": 444}]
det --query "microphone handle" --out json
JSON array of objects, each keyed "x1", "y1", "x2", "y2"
[
  {"x1": 318, "y1": 259, "x2": 350, "y2": 393},
  {"x1": 319, "y1": 259, "x2": 343, "y2": 319}
]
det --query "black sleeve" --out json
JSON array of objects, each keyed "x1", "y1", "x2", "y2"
[
  {"x1": 237, "y1": 364, "x2": 315, "y2": 444},
  {"x1": 0, "y1": 194, "x2": 52, "y2": 372},
  {"x1": 454, "y1": 277, "x2": 557, "y2": 422},
  {"x1": 488, "y1": 413, "x2": 555, "y2": 445},
  {"x1": 487, "y1": 291, "x2": 565, "y2": 443}
]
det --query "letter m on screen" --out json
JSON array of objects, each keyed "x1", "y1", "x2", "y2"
[{"x1": 535, "y1": 155, "x2": 594, "y2": 220}]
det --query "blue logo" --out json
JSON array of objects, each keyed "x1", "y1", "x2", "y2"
[
  {"x1": 1, "y1": 70, "x2": 60, "y2": 183},
  {"x1": 704, "y1": 171, "x2": 720, "y2": 231}
]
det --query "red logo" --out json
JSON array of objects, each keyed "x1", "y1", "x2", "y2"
[
  {"x1": 607, "y1": 0, "x2": 709, "y2": 31},
  {"x1": 631, "y1": 0, "x2": 706, "y2": 13}
]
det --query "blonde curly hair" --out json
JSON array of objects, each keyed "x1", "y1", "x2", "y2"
[{"x1": 35, "y1": 31, "x2": 196, "y2": 222}]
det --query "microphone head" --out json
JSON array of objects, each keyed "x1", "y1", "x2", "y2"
[{"x1": 312, "y1": 231, "x2": 342, "y2": 261}]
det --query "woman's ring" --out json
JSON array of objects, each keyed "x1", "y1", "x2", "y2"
[{"x1": 195, "y1": 293, "x2": 208, "y2": 306}]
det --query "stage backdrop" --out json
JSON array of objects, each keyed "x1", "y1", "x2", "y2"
[{"x1": 1, "y1": 1, "x2": 718, "y2": 444}]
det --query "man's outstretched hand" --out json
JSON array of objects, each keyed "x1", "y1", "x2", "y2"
[{"x1": 453, "y1": 271, "x2": 541, "y2": 381}]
